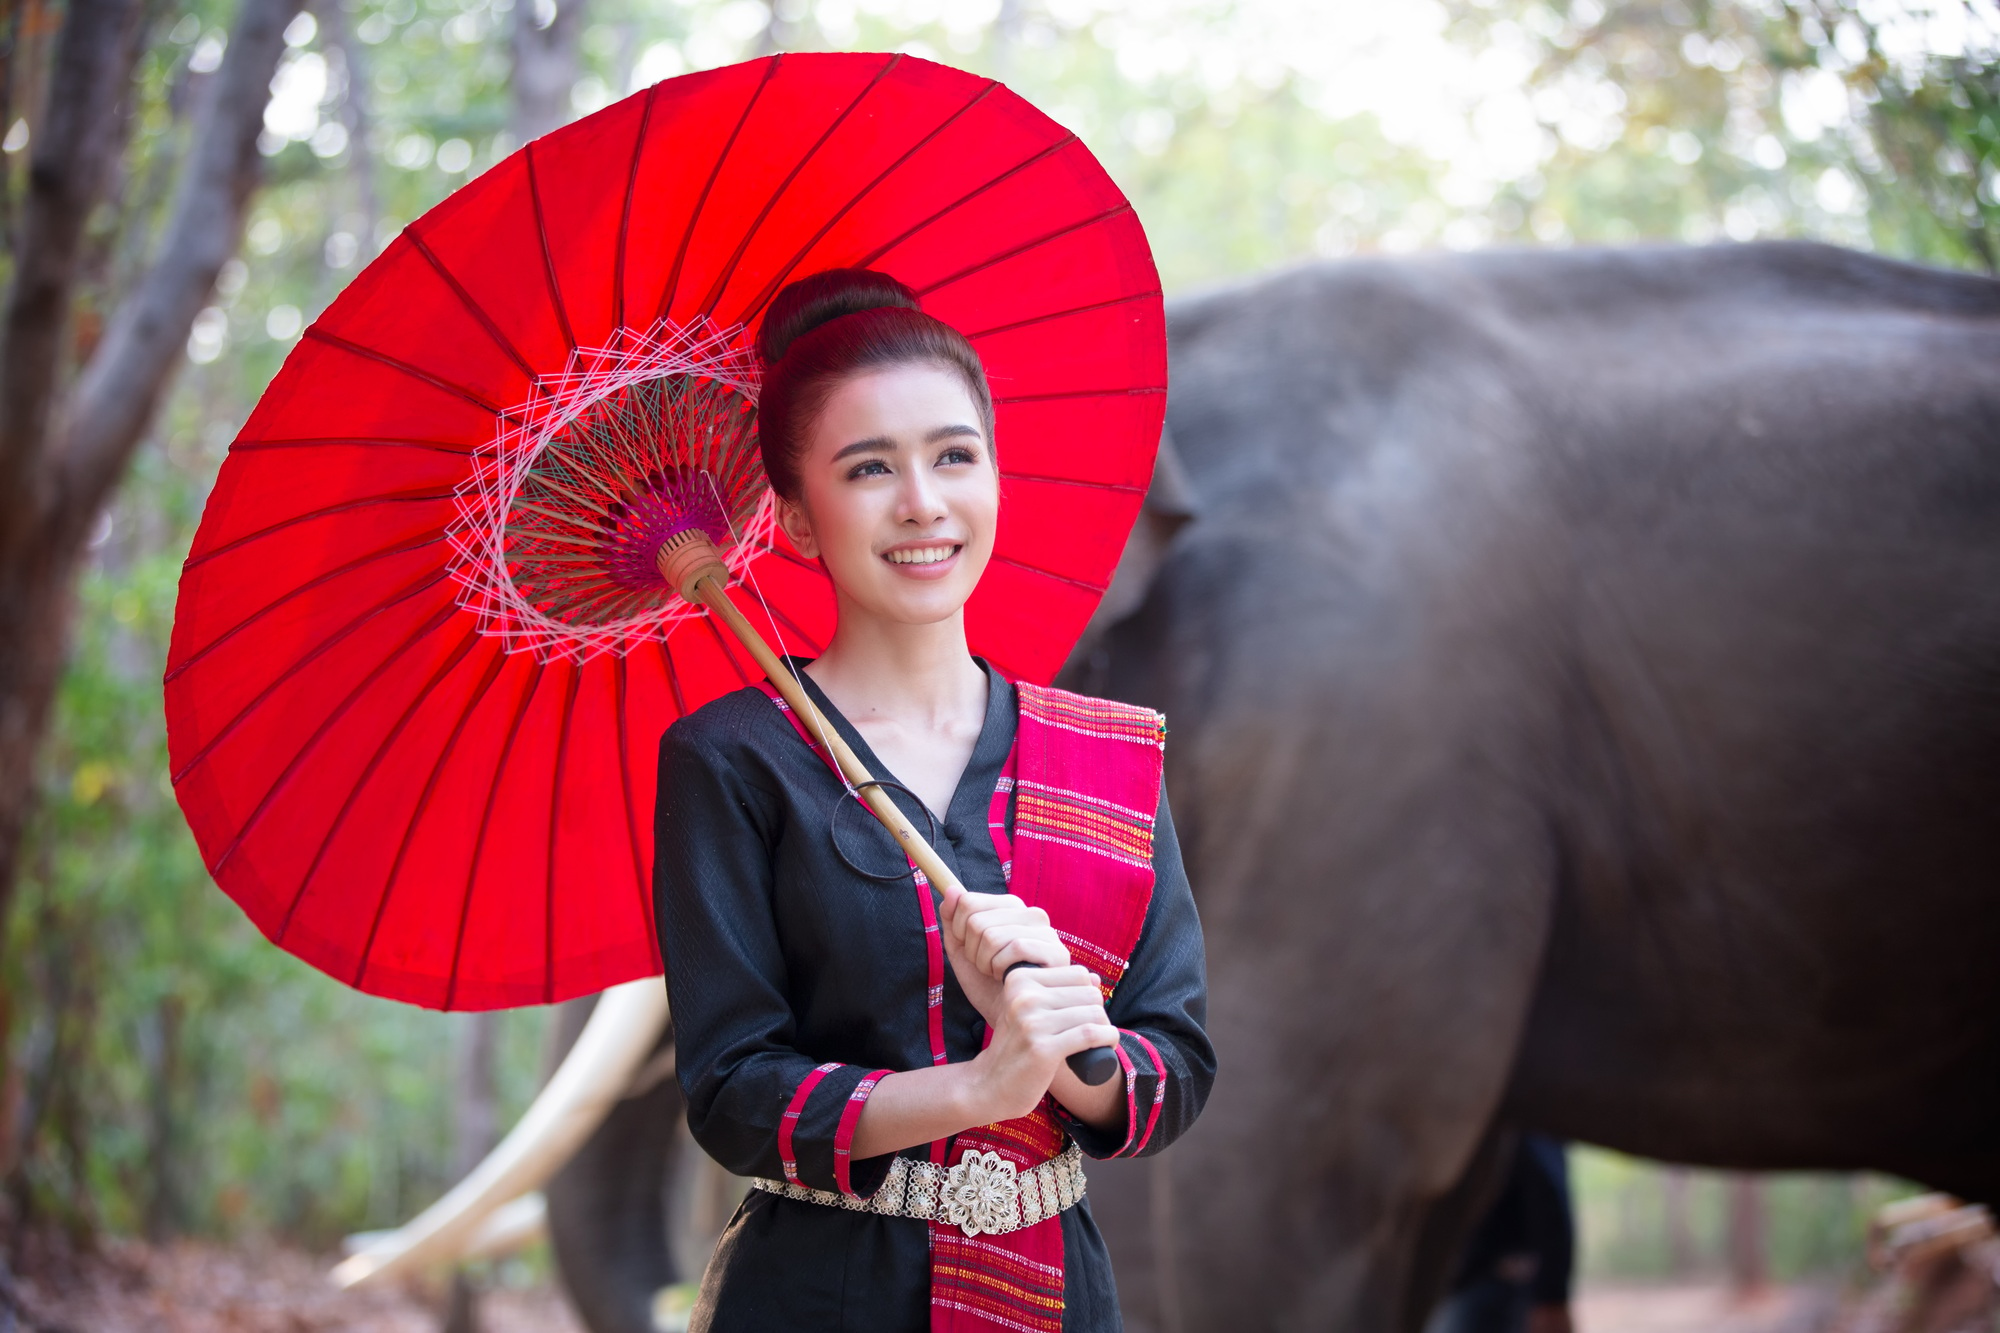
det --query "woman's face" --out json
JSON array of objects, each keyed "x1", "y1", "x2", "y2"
[{"x1": 777, "y1": 362, "x2": 998, "y2": 628}]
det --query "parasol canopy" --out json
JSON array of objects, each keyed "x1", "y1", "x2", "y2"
[{"x1": 166, "y1": 52, "x2": 1167, "y2": 1010}]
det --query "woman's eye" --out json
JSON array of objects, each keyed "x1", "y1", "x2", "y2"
[
  {"x1": 938, "y1": 446, "x2": 978, "y2": 467},
  {"x1": 846, "y1": 459, "x2": 891, "y2": 480}
]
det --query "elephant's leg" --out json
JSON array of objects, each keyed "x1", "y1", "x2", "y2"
[
  {"x1": 1403, "y1": 1123, "x2": 1518, "y2": 1330},
  {"x1": 1134, "y1": 661, "x2": 1555, "y2": 1331},
  {"x1": 1166, "y1": 840, "x2": 1547, "y2": 1333},
  {"x1": 542, "y1": 995, "x2": 685, "y2": 1333}
]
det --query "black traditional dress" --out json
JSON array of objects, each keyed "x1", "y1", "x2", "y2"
[{"x1": 655, "y1": 660, "x2": 1213, "y2": 1332}]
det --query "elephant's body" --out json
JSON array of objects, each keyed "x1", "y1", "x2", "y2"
[
  {"x1": 1088, "y1": 241, "x2": 2000, "y2": 1331},
  {"x1": 548, "y1": 242, "x2": 2000, "y2": 1332}
]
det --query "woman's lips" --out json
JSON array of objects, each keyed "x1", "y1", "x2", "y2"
[{"x1": 881, "y1": 543, "x2": 963, "y2": 579}]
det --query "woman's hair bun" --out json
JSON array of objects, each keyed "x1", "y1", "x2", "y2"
[
  {"x1": 755, "y1": 268, "x2": 922, "y2": 365},
  {"x1": 753, "y1": 266, "x2": 992, "y2": 499}
]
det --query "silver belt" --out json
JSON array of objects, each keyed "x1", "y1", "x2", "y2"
[{"x1": 751, "y1": 1142, "x2": 1086, "y2": 1237}]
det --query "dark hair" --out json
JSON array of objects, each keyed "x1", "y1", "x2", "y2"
[{"x1": 755, "y1": 268, "x2": 994, "y2": 500}]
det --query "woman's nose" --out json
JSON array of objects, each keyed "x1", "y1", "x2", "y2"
[{"x1": 896, "y1": 465, "x2": 949, "y2": 525}]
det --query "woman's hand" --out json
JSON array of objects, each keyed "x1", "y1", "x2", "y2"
[
  {"x1": 938, "y1": 883, "x2": 1070, "y2": 1024},
  {"x1": 968, "y1": 963, "x2": 1117, "y2": 1123}
]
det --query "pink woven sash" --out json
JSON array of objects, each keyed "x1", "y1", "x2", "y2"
[
  {"x1": 930, "y1": 683, "x2": 1163, "y2": 1333},
  {"x1": 757, "y1": 678, "x2": 1165, "y2": 1333}
]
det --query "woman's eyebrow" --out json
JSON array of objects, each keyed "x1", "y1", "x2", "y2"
[
  {"x1": 831, "y1": 436, "x2": 894, "y2": 461},
  {"x1": 830, "y1": 424, "x2": 979, "y2": 462}
]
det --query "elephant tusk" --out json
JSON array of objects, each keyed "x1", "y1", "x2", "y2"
[
  {"x1": 330, "y1": 978, "x2": 670, "y2": 1288},
  {"x1": 460, "y1": 1192, "x2": 549, "y2": 1258},
  {"x1": 343, "y1": 1191, "x2": 549, "y2": 1262}
]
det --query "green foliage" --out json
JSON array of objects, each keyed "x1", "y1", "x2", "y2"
[
  {"x1": 1445, "y1": 0, "x2": 2000, "y2": 268},
  {"x1": 7, "y1": 0, "x2": 1995, "y2": 1253}
]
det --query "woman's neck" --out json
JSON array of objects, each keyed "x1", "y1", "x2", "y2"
[
  {"x1": 803, "y1": 601, "x2": 989, "y2": 815},
  {"x1": 803, "y1": 604, "x2": 986, "y2": 730}
]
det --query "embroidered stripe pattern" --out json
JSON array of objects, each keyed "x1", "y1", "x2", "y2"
[
  {"x1": 779, "y1": 1063, "x2": 840, "y2": 1186},
  {"x1": 932, "y1": 1232, "x2": 1068, "y2": 1333},
  {"x1": 988, "y1": 772, "x2": 1016, "y2": 884},
  {"x1": 1016, "y1": 687, "x2": 1166, "y2": 749},
  {"x1": 1014, "y1": 780, "x2": 1155, "y2": 869},
  {"x1": 834, "y1": 1069, "x2": 891, "y2": 1195},
  {"x1": 1060, "y1": 934, "x2": 1130, "y2": 1002},
  {"x1": 916, "y1": 868, "x2": 948, "y2": 1072}
]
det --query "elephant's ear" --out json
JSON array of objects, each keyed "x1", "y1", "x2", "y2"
[{"x1": 1058, "y1": 426, "x2": 1199, "y2": 688}]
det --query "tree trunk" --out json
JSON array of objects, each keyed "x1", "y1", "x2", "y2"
[
  {"x1": 144, "y1": 992, "x2": 184, "y2": 1240},
  {"x1": 989, "y1": 0, "x2": 1024, "y2": 82},
  {"x1": 509, "y1": 0, "x2": 586, "y2": 147},
  {"x1": 442, "y1": 1269, "x2": 483, "y2": 1333},
  {"x1": 1726, "y1": 1174, "x2": 1768, "y2": 1298},
  {"x1": 452, "y1": 1011, "x2": 500, "y2": 1180},
  {"x1": 0, "y1": 540, "x2": 85, "y2": 962},
  {"x1": 0, "y1": 0, "x2": 300, "y2": 972},
  {"x1": 1664, "y1": 1166, "x2": 1695, "y2": 1276},
  {"x1": 312, "y1": 0, "x2": 379, "y2": 255}
]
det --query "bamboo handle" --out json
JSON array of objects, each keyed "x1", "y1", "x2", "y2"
[
  {"x1": 690, "y1": 575, "x2": 967, "y2": 899},
  {"x1": 658, "y1": 533, "x2": 1119, "y2": 1087}
]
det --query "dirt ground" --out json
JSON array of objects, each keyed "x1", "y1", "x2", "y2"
[
  {"x1": 3, "y1": 1242, "x2": 1865, "y2": 1333},
  {"x1": 1578, "y1": 1282, "x2": 1844, "y2": 1333},
  {"x1": 7, "y1": 1240, "x2": 586, "y2": 1333}
]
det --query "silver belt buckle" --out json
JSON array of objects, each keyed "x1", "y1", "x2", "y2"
[{"x1": 939, "y1": 1148, "x2": 1021, "y2": 1237}]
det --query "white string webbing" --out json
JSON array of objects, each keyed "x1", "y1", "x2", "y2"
[{"x1": 445, "y1": 318, "x2": 775, "y2": 663}]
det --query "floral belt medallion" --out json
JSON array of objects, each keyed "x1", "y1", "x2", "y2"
[{"x1": 940, "y1": 1149, "x2": 1021, "y2": 1237}]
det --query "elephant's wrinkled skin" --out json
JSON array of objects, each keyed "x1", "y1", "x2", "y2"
[{"x1": 547, "y1": 242, "x2": 2000, "y2": 1332}]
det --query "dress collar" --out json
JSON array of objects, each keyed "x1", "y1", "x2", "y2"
[{"x1": 781, "y1": 657, "x2": 1016, "y2": 829}]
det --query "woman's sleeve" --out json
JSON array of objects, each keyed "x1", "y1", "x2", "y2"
[
  {"x1": 1052, "y1": 786, "x2": 1216, "y2": 1160},
  {"x1": 655, "y1": 720, "x2": 895, "y2": 1198}
]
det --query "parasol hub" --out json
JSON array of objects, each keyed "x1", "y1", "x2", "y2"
[
  {"x1": 445, "y1": 318, "x2": 774, "y2": 661},
  {"x1": 655, "y1": 529, "x2": 730, "y2": 603}
]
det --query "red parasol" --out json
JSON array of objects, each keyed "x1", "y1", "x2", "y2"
[{"x1": 166, "y1": 52, "x2": 1166, "y2": 1011}]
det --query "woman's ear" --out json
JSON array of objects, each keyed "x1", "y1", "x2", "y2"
[{"x1": 777, "y1": 495, "x2": 817, "y2": 559}]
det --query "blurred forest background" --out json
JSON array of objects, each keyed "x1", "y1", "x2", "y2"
[{"x1": 1, "y1": 0, "x2": 1995, "y2": 1294}]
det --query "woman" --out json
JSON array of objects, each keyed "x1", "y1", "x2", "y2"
[{"x1": 655, "y1": 267, "x2": 1213, "y2": 1332}]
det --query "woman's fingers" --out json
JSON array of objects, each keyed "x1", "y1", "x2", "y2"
[
  {"x1": 1002, "y1": 969, "x2": 1110, "y2": 1041},
  {"x1": 937, "y1": 882, "x2": 970, "y2": 941},
  {"x1": 981, "y1": 929, "x2": 1069, "y2": 975},
  {"x1": 960, "y1": 899, "x2": 1065, "y2": 976},
  {"x1": 993, "y1": 937, "x2": 1070, "y2": 972},
  {"x1": 1003, "y1": 963, "x2": 1096, "y2": 993},
  {"x1": 939, "y1": 890, "x2": 1074, "y2": 1023},
  {"x1": 1050, "y1": 1022, "x2": 1122, "y2": 1057}
]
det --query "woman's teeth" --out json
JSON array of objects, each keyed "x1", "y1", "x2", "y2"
[{"x1": 885, "y1": 545, "x2": 958, "y2": 565}]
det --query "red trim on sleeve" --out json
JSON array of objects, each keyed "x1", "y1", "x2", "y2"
[
  {"x1": 1112, "y1": 1041, "x2": 1140, "y2": 1156},
  {"x1": 1122, "y1": 1031, "x2": 1169, "y2": 1157},
  {"x1": 834, "y1": 1068, "x2": 894, "y2": 1195},
  {"x1": 779, "y1": 1062, "x2": 841, "y2": 1185}
]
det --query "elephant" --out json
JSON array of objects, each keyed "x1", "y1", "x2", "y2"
[
  {"x1": 1073, "y1": 239, "x2": 2000, "y2": 1331},
  {"x1": 421, "y1": 240, "x2": 2000, "y2": 1333}
]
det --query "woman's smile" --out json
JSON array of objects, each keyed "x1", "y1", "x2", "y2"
[{"x1": 882, "y1": 540, "x2": 964, "y2": 575}]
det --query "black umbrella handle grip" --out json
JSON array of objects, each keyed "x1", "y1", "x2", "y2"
[{"x1": 1003, "y1": 962, "x2": 1121, "y2": 1086}]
